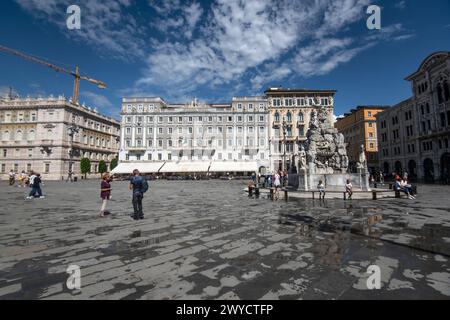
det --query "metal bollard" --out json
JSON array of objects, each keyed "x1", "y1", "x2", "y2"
[
  {"x1": 372, "y1": 191, "x2": 377, "y2": 200},
  {"x1": 248, "y1": 186, "x2": 253, "y2": 197},
  {"x1": 269, "y1": 188, "x2": 274, "y2": 200},
  {"x1": 284, "y1": 190, "x2": 288, "y2": 201},
  {"x1": 255, "y1": 187, "x2": 260, "y2": 197},
  {"x1": 389, "y1": 183, "x2": 393, "y2": 190},
  {"x1": 343, "y1": 192, "x2": 346, "y2": 200}
]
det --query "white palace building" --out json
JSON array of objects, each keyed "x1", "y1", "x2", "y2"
[{"x1": 112, "y1": 87, "x2": 336, "y2": 176}]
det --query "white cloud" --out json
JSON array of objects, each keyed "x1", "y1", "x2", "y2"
[
  {"x1": 14, "y1": 0, "x2": 145, "y2": 60},
  {"x1": 148, "y1": 0, "x2": 203, "y2": 39},
  {"x1": 15, "y1": 0, "x2": 413, "y2": 100},
  {"x1": 395, "y1": 1, "x2": 407, "y2": 10},
  {"x1": 135, "y1": 0, "x2": 407, "y2": 97},
  {"x1": 80, "y1": 91, "x2": 114, "y2": 109}
]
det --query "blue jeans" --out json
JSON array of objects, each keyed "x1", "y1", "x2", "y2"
[
  {"x1": 29, "y1": 186, "x2": 42, "y2": 197},
  {"x1": 132, "y1": 192, "x2": 143, "y2": 218}
]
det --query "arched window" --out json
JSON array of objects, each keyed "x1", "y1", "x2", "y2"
[
  {"x1": 275, "y1": 112, "x2": 280, "y2": 122},
  {"x1": 298, "y1": 112, "x2": 304, "y2": 122},
  {"x1": 437, "y1": 83, "x2": 444, "y2": 104},
  {"x1": 28, "y1": 129, "x2": 35, "y2": 140},
  {"x1": 444, "y1": 80, "x2": 450, "y2": 102},
  {"x1": 286, "y1": 112, "x2": 292, "y2": 122},
  {"x1": 2, "y1": 131, "x2": 9, "y2": 141},
  {"x1": 16, "y1": 130, "x2": 23, "y2": 141},
  {"x1": 84, "y1": 152, "x2": 90, "y2": 158}
]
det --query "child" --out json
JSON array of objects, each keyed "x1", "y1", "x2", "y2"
[
  {"x1": 345, "y1": 179, "x2": 353, "y2": 200},
  {"x1": 99, "y1": 173, "x2": 113, "y2": 217},
  {"x1": 317, "y1": 180, "x2": 326, "y2": 200}
]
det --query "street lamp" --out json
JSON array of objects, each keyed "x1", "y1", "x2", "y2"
[
  {"x1": 282, "y1": 117, "x2": 287, "y2": 172},
  {"x1": 67, "y1": 124, "x2": 79, "y2": 182}
]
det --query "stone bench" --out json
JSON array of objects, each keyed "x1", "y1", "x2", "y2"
[{"x1": 280, "y1": 188, "x2": 398, "y2": 201}]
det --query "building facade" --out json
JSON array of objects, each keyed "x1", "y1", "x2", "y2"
[
  {"x1": 0, "y1": 96, "x2": 120, "y2": 180},
  {"x1": 377, "y1": 98, "x2": 417, "y2": 178},
  {"x1": 119, "y1": 96, "x2": 270, "y2": 173},
  {"x1": 117, "y1": 87, "x2": 337, "y2": 174},
  {"x1": 377, "y1": 51, "x2": 450, "y2": 182},
  {"x1": 335, "y1": 106, "x2": 388, "y2": 172},
  {"x1": 265, "y1": 87, "x2": 336, "y2": 172}
]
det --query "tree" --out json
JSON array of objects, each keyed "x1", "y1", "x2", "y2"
[
  {"x1": 98, "y1": 160, "x2": 107, "y2": 175},
  {"x1": 80, "y1": 158, "x2": 91, "y2": 179},
  {"x1": 110, "y1": 157, "x2": 118, "y2": 171}
]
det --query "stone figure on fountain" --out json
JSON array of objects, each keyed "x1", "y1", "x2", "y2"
[
  {"x1": 357, "y1": 144, "x2": 367, "y2": 170},
  {"x1": 303, "y1": 106, "x2": 349, "y2": 175},
  {"x1": 298, "y1": 144, "x2": 307, "y2": 170}
]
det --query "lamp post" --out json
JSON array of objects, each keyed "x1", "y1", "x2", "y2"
[
  {"x1": 282, "y1": 117, "x2": 287, "y2": 172},
  {"x1": 67, "y1": 124, "x2": 79, "y2": 182}
]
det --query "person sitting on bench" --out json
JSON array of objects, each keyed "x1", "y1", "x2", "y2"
[
  {"x1": 345, "y1": 179, "x2": 353, "y2": 200},
  {"x1": 401, "y1": 179, "x2": 416, "y2": 199},
  {"x1": 317, "y1": 180, "x2": 326, "y2": 200},
  {"x1": 394, "y1": 177, "x2": 415, "y2": 200}
]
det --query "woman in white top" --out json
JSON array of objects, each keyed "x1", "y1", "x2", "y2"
[{"x1": 273, "y1": 172, "x2": 281, "y2": 200}]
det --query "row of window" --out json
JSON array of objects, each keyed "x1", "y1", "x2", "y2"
[
  {"x1": 125, "y1": 126, "x2": 267, "y2": 136},
  {"x1": 1, "y1": 163, "x2": 50, "y2": 174},
  {"x1": 272, "y1": 98, "x2": 330, "y2": 107},
  {"x1": 81, "y1": 135, "x2": 114, "y2": 148},
  {"x1": 124, "y1": 115, "x2": 266, "y2": 124},
  {"x1": 235, "y1": 103, "x2": 266, "y2": 111},
  {"x1": 381, "y1": 138, "x2": 449, "y2": 156},
  {"x1": 126, "y1": 152, "x2": 267, "y2": 162},
  {"x1": 125, "y1": 138, "x2": 268, "y2": 148},
  {"x1": 0, "y1": 129, "x2": 35, "y2": 141},
  {"x1": 274, "y1": 111, "x2": 304, "y2": 123},
  {"x1": 0, "y1": 112, "x2": 37, "y2": 123}
]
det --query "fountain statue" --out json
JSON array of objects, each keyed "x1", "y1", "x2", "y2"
[{"x1": 298, "y1": 106, "x2": 370, "y2": 191}]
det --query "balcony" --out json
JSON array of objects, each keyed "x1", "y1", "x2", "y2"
[
  {"x1": 128, "y1": 146, "x2": 146, "y2": 152},
  {"x1": 272, "y1": 121, "x2": 281, "y2": 128}
]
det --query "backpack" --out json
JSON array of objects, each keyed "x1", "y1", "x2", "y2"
[{"x1": 141, "y1": 178, "x2": 149, "y2": 193}]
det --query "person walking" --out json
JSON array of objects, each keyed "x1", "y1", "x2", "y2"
[
  {"x1": 273, "y1": 171, "x2": 281, "y2": 200},
  {"x1": 345, "y1": 179, "x2": 353, "y2": 200},
  {"x1": 99, "y1": 173, "x2": 113, "y2": 217},
  {"x1": 8, "y1": 170, "x2": 16, "y2": 186},
  {"x1": 19, "y1": 170, "x2": 28, "y2": 188},
  {"x1": 129, "y1": 169, "x2": 149, "y2": 220},
  {"x1": 27, "y1": 173, "x2": 44, "y2": 199}
]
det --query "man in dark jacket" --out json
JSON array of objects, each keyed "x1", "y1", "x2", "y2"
[{"x1": 129, "y1": 169, "x2": 148, "y2": 220}]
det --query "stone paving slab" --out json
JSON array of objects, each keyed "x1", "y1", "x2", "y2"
[{"x1": 0, "y1": 180, "x2": 449, "y2": 299}]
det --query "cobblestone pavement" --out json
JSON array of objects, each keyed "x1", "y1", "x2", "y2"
[{"x1": 0, "y1": 180, "x2": 449, "y2": 300}]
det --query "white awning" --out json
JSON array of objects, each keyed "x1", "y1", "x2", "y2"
[
  {"x1": 110, "y1": 162, "x2": 165, "y2": 174},
  {"x1": 209, "y1": 161, "x2": 258, "y2": 173},
  {"x1": 159, "y1": 161, "x2": 211, "y2": 173}
]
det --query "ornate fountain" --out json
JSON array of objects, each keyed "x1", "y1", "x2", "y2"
[{"x1": 297, "y1": 106, "x2": 370, "y2": 191}]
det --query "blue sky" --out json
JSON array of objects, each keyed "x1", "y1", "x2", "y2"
[{"x1": 0, "y1": 0, "x2": 449, "y2": 118}]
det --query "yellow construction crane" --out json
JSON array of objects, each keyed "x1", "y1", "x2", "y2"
[{"x1": 0, "y1": 44, "x2": 106, "y2": 105}]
